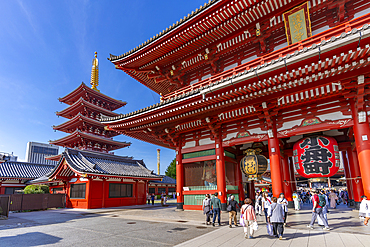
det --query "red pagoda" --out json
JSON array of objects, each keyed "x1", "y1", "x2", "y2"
[
  {"x1": 102, "y1": 0, "x2": 370, "y2": 210},
  {"x1": 36, "y1": 52, "x2": 161, "y2": 209},
  {"x1": 50, "y1": 52, "x2": 130, "y2": 153}
]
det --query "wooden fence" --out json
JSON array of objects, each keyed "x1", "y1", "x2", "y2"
[{"x1": 9, "y1": 194, "x2": 65, "y2": 211}]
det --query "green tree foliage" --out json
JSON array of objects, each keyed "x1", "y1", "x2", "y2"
[
  {"x1": 23, "y1": 185, "x2": 50, "y2": 194},
  {"x1": 165, "y1": 158, "x2": 176, "y2": 179}
]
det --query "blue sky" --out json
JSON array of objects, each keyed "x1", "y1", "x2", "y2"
[{"x1": 0, "y1": 0, "x2": 206, "y2": 173}]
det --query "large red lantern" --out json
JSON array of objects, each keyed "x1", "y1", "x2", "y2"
[{"x1": 293, "y1": 136, "x2": 340, "y2": 178}]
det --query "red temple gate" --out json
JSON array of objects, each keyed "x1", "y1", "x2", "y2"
[{"x1": 102, "y1": 0, "x2": 370, "y2": 210}]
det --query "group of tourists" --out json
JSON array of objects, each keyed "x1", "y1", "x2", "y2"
[
  {"x1": 201, "y1": 188, "x2": 338, "y2": 240},
  {"x1": 289, "y1": 188, "x2": 349, "y2": 209},
  {"x1": 146, "y1": 192, "x2": 170, "y2": 206}
]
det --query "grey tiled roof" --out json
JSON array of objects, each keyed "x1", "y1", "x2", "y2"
[
  {"x1": 0, "y1": 162, "x2": 54, "y2": 179},
  {"x1": 49, "y1": 148, "x2": 160, "y2": 179},
  {"x1": 150, "y1": 175, "x2": 176, "y2": 184}
]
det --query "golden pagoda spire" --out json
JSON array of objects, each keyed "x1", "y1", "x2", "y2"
[{"x1": 90, "y1": 51, "x2": 100, "y2": 92}]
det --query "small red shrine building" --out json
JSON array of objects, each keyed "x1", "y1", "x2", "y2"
[
  {"x1": 35, "y1": 148, "x2": 160, "y2": 209},
  {"x1": 38, "y1": 52, "x2": 161, "y2": 209},
  {"x1": 102, "y1": 0, "x2": 370, "y2": 210}
]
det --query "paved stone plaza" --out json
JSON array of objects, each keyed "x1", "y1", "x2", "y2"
[{"x1": 0, "y1": 202, "x2": 369, "y2": 246}]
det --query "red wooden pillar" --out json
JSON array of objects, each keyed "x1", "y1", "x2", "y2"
[
  {"x1": 268, "y1": 123, "x2": 283, "y2": 198},
  {"x1": 86, "y1": 178, "x2": 92, "y2": 209},
  {"x1": 236, "y1": 153, "x2": 245, "y2": 203},
  {"x1": 281, "y1": 155, "x2": 293, "y2": 206},
  {"x1": 247, "y1": 181, "x2": 255, "y2": 200},
  {"x1": 351, "y1": 97, "x2": 370, "y2": 198},
  {"x1": 288, "y1": 157, "x2": 297, "y2": 193},
  {"x1": 346, "y1": 147, "x2": 365, "y2": 207},
  {"x1": 135, "y1": 180, "x2": 139, "y2": 205},
  {"x1": 215, "y1": 132, "x2": 227, "y2": 211},
  {"x1": 176, "y1": 136, "x2": 184, "y2": 210},
  {"x1": 101, "y1": 178, "x2": 106, "y2": 208},
  {"x1": 341, "y1": 151, "x2": 355, "y2": 203}
]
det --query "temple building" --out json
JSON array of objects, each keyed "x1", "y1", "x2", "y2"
[
  {"x1": 39, "y1": 52, "x2": 160, "y2": 209},
  {"x1": 0, "y1": 161, "x2": 54, "y2": 194},
  {"x1": 101, "y1": 0, "x2": 370, "y2": 210}
]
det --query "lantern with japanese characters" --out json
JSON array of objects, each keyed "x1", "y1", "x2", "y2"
[
  {"x1": 293, "y1": 136, "x2": 340, "y2": 178},
  {"x1": 240, "y1": 149, "x2": 268, "y2": 180}
]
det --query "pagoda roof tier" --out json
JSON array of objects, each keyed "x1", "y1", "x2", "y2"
[
  {"x1": 101, "y1": 18, "x2": 370, "y2": 148},
  {"x1": 50, "y1": 130, "x2": 131, "y2": 151},
  {"x1": 53, "y1": 113, "x2": 119, "y2": 137},
  {"x1": 108, "y1": 0, "x2": 354, "y2": 95},
  {"x1": 59, "y1": 82, "x2": 126, "y2": 110},
  {"x1": 46, "y1": 148, "x2": 161, "y2": 180},
  {"x1": 56, "y1": 97, "x2": 120, "y2": 119}
]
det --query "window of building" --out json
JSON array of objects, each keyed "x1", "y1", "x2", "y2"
[
  {"x1": 5, "y1": 187, "x2": 23, "y2": 194},
  {"x1": 148, "y1": 188, "x2": 155, "y2": 194},
  {"x1": 168, "y1": 188, "x2": 176, "y2": 192},
  {"x1": 70, "y1": 183, "x2": 86, "y2": 199},
  {"x1": 52, "y1": 187, "x2": 63, "y2": 194},
  {"x1": 157, "y1": 187, "x2": 166, "y2": 193},
  {"x1": 109, "y1": 183, "x2": 133, "y2": 198}
]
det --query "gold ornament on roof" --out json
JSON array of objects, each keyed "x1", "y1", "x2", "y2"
[{"x1": 90, "y1": 51, "x2": 100, "y2": 92}]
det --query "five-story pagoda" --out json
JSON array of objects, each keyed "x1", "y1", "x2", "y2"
[{"x1": 50, "y1": 52, "x2": 131, "y2": 153}]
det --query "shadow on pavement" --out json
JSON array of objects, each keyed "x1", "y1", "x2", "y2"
[{"x1": 0, "y1": 232, "x2": 62, "y2": 246}]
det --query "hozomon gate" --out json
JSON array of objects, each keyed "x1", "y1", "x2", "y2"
[{"x1": 102, "y1": 0, "x2": 370, "y2": 210}]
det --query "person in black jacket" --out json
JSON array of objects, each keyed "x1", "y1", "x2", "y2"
[{"x1": 228, "y1": 195, "x2": 240, "y2": 228}]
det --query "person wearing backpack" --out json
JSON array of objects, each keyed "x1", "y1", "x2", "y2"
[
  {"x1": 227, "y1": 195, "x2": 240, "y2": 228},
  {"x1": 318, "y1": 190, "x2": 329, "y2": 226},
  {"x1": 210, "y1": 192, "x2": 222, "y2": 226},
  {"x1": 307, "y1": 189, "x2": 330, "y2": 230}
]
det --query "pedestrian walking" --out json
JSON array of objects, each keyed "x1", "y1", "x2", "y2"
[
  {"x1": 146, "y1": 194, "x2": 151, "y2": 204},
  {"x1": 277, "y1": 193, "x2": 288, "y2": 225},
  {"x1": 329, "y1": 190, "x2": 338, "y2": 209},
  {"x1": 202, "y1": 194, "x2": 211, "y2": 225},
  {"x1": 268, "y1": 197, "x2": 285, "y2": 240},
  {"x1": 151, "y1": 193, "x2": 155, "y2": 205},
  {"x1": 359, "y1": 195, "x2": 369, "y2": 219},
  {"x1": 307, "y1": 189, "x2": 330, "y2": 230},
  {"x1": 318, "y1": 190, "x2": 329, "y2": 227},
  {"x1": 210, "y1": 192, "x2": 222, "y2": 226},
  {"x1": 292, "y1": 191, "x2": 301, "y2": 210},
  {"x1": 255, "y1": 192, "x2": 262, "y2": 216},
  {"x1": 262, "y1": 192, "x2": 271, "y2": 223},
  {"x1": 240, "y1": 198, "x2": 257, "y2": 239},
  {"x1": 228, "y1": 195, "x2": 240, "y2": 227}
]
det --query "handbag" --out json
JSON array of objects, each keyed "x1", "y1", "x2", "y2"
[
  {"x1": 267, "y1": 223, "x2": 274, "y2": 236},
  {"x1": 227, "y1": 204, "x2": 232, "y2": 212},
  {"x1": 252, "y1": 221, "x2": 258, "y2": 231},
  {"x1": 240, "y1": 214, "x2": 245, "y2": 227}
]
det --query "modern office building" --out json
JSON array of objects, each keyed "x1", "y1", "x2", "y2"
[{"x1": 25, "y1": 142, "x2": 59, "y2": 165}]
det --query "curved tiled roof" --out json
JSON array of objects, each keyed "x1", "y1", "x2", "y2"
[
  {"x1": 108, "y1": 0, "x2": 220, "y2": 62},
  {"x1": 150, "y1": 175, "x2": 176, "y2": 184},
  {"x1": 48, "y1": 148, "x2": 160, "y2": 179},
  {"x1": 0, "y1": 162, "x2": 54, "y2": 180},
  {"x1": 101, "y1": 23, "x2": 370, "y2": 123}
]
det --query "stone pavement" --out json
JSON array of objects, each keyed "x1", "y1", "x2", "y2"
[
  {"x1": 0, "y1": 203, "x2": 369, "y2": 246},
  {"x1": 176, "y1": 204, "x2": 370, "y2": 247}
]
